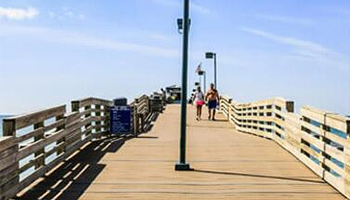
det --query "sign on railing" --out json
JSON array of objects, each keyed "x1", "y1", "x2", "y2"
[{"x1": 110, "y1": 106, "x2": 132, "y2": 134}]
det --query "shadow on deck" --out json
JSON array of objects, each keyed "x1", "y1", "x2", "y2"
[
  {"x1": 16, "y1": 137, "x2": 128, "y2": 200},
  {"x1": 15, "y1": 111, "x2": 161, "y2": 200},
  {"x1": 16, "y1": 126, "x2": 160, "y2": 199},
  {"x1": 13, "y1": 106, "x2": 345, "y2": 200},
  {"x1": 192, "y1": 169, "x2": 324, "y2": 184}
]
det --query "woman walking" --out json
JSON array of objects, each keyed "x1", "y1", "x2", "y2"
[{"x1": 193, "y1": 86, "x2": 205, "y2": 120}]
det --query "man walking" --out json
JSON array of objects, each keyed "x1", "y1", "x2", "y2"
[{"x1": 205, "y1": 83, "x2": 219, "y2": 121}]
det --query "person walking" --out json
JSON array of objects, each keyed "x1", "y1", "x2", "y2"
[
  {"x1": 205, "y1": 83, "x2": 220, "y2": 121},
  {"x1": 193, "y1": 86, "x2": 205, "y2": 120}
]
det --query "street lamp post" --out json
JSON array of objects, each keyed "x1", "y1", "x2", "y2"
[
  {"x1": 175, "y1": 0, "x2": 191, "y2": 171},
  {"x1": 205, "y1": 52, "x2": 217, "y2": 89},
  {"x1": 203, "y1": 71, "x2": 206, "y2": 92},
  {"x1": 198, "y1": 70, "x2": 206, "y2": 93}
]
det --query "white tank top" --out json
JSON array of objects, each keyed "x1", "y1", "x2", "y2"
[{"x1": 194, "y1": 91, "x2": 204, "y2": 101}]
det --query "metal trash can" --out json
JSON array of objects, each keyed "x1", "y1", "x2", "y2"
[{"x1": 113, "y1": 97, "x2": 127, "y2": 106}]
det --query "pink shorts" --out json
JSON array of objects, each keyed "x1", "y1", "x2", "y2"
[{"x1": 196, "y1": 100, "x2": 205, "y2": 106}]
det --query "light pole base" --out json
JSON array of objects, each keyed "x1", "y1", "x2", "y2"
[{"x1": 175, "y1": 163, "x2": 192, "y2": 171}]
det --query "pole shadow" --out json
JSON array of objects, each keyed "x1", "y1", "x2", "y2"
[{"x1": 193, "y1": 169, "x2": 324, "y2": 184}]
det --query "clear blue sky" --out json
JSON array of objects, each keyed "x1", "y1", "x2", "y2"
[{"x1": 0, "y1": 0, "x2": 349, "y2": 115}]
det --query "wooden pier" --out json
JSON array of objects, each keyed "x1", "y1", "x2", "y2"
[{"x1": 0, "y1": 93, "x2": 349, "y2": 199}]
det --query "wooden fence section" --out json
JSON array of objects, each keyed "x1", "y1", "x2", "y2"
[
  {"x1": 219, "y1": 95, "x2": 350, "y2": 199},
  {"x1": 219, "y1": 95, "x2": 294, "y2": 139},
  {"x1": 131, "y1": 95, "x2": 150, "y2": 134},
  {"x1": 71, "y1": 97, "x2": 113, "y2": 140},
  {"x1": 0, "y1": 105, "x2": 69, "y2": 199},
  {"x1": 0, "y1": 94, "x2": 165, "y2": 200},
  {"x1": 131, "y1": 93, "x2": 164, "y2": 134}
]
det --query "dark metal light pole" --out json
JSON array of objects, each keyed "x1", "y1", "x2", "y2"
[
  {"x1": 199, "y1": 73, "x2": 201, "y2": 88},
  {"x1": 198, "y1": 70, "x2": 206, "y2": 93},
  {"x1": 205, "y1": 52, "x2": 217, "y2": 89},
  {"x1": 175, "y1": 0, "x2": 191, "y2": 171},
  {"x1": 214, "y1": 54, "x2": 217, "y2": 89},
  {"x1": 203, "y1": 71, "x2": 207, "y2": 92}
]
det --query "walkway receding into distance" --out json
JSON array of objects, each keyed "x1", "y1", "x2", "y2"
[{"x1": 16, "y1": 105, "x2": 344, "y2": 200}]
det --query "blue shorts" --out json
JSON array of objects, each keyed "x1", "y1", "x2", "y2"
[{"x1": 208, "y1": 100, "x2": 217, "y2": 109}]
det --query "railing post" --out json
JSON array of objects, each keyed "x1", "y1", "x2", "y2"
[
  {"x1": 105, "y1": 104, "x2": 111, "y2": 137},
  {"x1": 218, "y1": 97, "x2": 223, "y2": 115},
  {"x1": 70, "y1": 100, "x2": 83, "y2": 145},
  {"x1": 147, "y1": 96, "x2": 150, "y2": 115},
  {"x1": 1, "y1": 120, "x2": 19, "y2": 199},
  {"x1": 95, "y1": 104, "x2": 102, "y2": 139},
  {"x1": 286, "y1": 101, "x2": 294, "y2": 113},
  {"x1": 56, "y1": 114, "x2": 66, "y2": 155},
  {"x1": 134, "y1": 98, "x2": 139, "y2": 135},
  {"x1": 227, "y1": 98, "x2": 232, "y2": 121},
  {"x1": 3, "y1": 119, "x2": 16, "y2": 137},
  {"x1": 34, "y1": 121, "x2": 45, "y2": 170},
  {"x1": 219, "y1": 96, "x2": 223, "y2": 113},
  {"x1": 345, "y1": 120, "x2": 350, "y2": 198},
  {"x1": 133, "y1": 105, "x2": 139, "y2": 136},
  {"x1": 71, "y1": 101, "x2": 80, "y2": 112},
  {"x1": 140, "y1": 114, "x2": 145, "y2": 133},
  {"x1": 84, "y1": 104, "x2": 92, "y2": 138}
]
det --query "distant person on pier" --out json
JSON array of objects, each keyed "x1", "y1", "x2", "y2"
[
  {"x1": 193, "y1": 86, "x2": 205, "y2": 120},
  {"x1": 205, "y1": 83, "x2": 220, "y2": 121}
]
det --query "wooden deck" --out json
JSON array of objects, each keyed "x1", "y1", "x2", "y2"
[{"x1": 16, "y1": 105, "x2": 344, "y2": 200}]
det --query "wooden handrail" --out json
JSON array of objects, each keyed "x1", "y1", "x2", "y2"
[
  {"x1": 71, "y1": 97, "x2": 113, "y2": 139},
  {"x1": 0, "y1": 93, "x2": 165, "y2": 200},
  {"x1": 219, "y1": 95, "x2": 350, "y2": 198}
]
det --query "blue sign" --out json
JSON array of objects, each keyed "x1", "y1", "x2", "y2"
[{"x1": 110, "y1": 106, "x2": 132, "y2": 134}]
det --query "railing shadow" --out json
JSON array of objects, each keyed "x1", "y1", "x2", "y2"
[
  {"x1": 193, "y1": 169, "x2": 324, "y2": 184},
  {"x1": 136, "y1": 136, "x2": 159, "y2": 139},
  {"x1": 15, "y1": 136, "x2": 131, "y2": 200},
  {"x1": 15, "y1": 110, "x2": 162, "y2": 200},
  {"x1": 143, "y1": 112, "x2": 160, "y2": 133},
  {"x1": 209, "y1": 119, "x2": 229, "y2": 122}
]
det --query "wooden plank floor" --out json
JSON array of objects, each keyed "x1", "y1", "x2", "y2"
[{"x1": 17, "y1": 105, "x2": 345, "y2": 200}]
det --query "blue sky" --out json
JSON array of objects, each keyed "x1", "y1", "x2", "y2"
[{"x1": 0, "y1": 0, "x2": 349, "y2": 115}]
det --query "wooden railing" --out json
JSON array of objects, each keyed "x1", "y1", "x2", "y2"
[
  {"x1": 0, "y1": 93, "x2": 165, "y2": 200},
  {"x1": 1, "y1": 105, "x2": 69, "y2": 199},
  {"x1": 131, "y1": 95, "x2": 150, "y2": 134},
  {"x1": 131, "y1": 93, "x2": 164, "y2": 134},
  {"x1": 220, "y1": 95, "x2": 294, "y2": 139},
  {"x1": 71, "y1": 97, "x2": 113, "y2": 139},
  {"x1": 219, "y1": 95, "x2": 350, "y2": 198}
]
